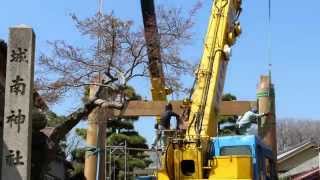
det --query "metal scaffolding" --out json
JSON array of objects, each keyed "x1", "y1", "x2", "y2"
[
  {"x1": 105, "y1": 141, "x2": 128, "y2": 180},
  {"x1": 105, "y1": 141, "x2": 163, "y2": 180}
]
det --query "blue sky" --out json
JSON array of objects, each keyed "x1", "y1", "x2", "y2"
[{"x1": 1, "y1": 0, "x2": 320, "y2": 144}]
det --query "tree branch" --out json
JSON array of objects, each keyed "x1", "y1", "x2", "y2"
[{"x1": 49, "y1": 98, "x2": 123, "y2": 143}]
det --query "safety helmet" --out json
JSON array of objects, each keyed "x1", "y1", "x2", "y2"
[{"x1": 251, "y1": 108, "x2": 258, "y2": 113}]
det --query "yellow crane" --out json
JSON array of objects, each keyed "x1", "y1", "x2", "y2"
[
  {"x1": 137, "y1": 0, "x2": 277, "y2": 179},
  {"x1": 157, "y1": 0, "x2": 243, "y2": 179}
]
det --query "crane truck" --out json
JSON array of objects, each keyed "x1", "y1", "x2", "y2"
[
  {"x1": 138, "y1": 0, "x2": 277, "y2": 179},
  {"x1": 152, "y1": 0, "x2": 277, "y2": 179}
]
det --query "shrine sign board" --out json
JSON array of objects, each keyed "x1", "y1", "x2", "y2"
[{"x1": 2, "y1": 25, "x2": 35, "y2": 180}]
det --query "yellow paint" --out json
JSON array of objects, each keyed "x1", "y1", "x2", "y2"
[
  {"x1": 187, "y1": 0, "x2": 240, "y2": 139},
  {"x1": 158, "y1": 0, "x2": 242, "y2": 179},
  {"x1": 150, "y1": 78, "x2": 170, "y2": 101},
  {"x1": 209, "y1": 156, "x2": 253, "y2": 179},
  {"x1": 174, "y1": 148, "x2": 204, "y2": 179},
  {"x1": 157, "y1": 169, "x2": 170, "y2": 180},
  {"x1": 150, "y1": 78, "x2": 170, "y2": 123}
]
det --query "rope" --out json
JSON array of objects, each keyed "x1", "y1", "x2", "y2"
[
  {"x1": 267, "y1": 0, "x2": 272, "y2": 71},
  {"x1": 85, "y1": 145, "x2": 103, "y2": 157},
  {"x1": 267, "y1": 0, "x2": 273, "y2": 121},
  {"x1": 98, "y1": 0, "x2": 104, "y2": 15},
  {"x1": 94, "y1": 1, "x2": 104, "y2": 179}
]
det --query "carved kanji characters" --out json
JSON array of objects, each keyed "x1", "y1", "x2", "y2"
[
  {"x1": 10, "y1": 75, "x2": 26, "y2": 95},
  {"x1": 5, "y1": 150, "x2": 24, "y2": 167},
  {"x1": 10, "y1": 47, "x2": 28, "y2": 63},
  {"x1": 6, "y1": 109, "x2": 26, "y2": 133}
]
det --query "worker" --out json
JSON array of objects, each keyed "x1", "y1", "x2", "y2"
[
  {"x1": 236, "y1": 108, "x2": 269, "y2": 135},
  {"x1": 151, "y1": 103, "x2": 180, "y2": 149}
]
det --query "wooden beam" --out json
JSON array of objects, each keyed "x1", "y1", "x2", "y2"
[
  {"x1": 117, "y1": 100, "x2": 256, "y2": 117},
  {"x1": 220, "y1": 101, "x2": 257, "y2": 116}
]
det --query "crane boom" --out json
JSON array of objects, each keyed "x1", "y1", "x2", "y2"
[
  {"x1": 187, "y1": 0, "x2": 241, "y2": 139},
  {"x1": 157, "y1": 0, "x2": 242, "y2": 179}
]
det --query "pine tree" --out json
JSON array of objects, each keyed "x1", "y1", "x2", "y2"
[
  {"x1": 73, "y1": 86, "x2": 152, "y2": 179},
  {"x1": 218, "y1": 93, "x2": 238, "y2": 136}
]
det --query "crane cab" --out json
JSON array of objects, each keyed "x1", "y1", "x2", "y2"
[{"x1": 209, "y1": 135, "x2": 277, "y2": 180}]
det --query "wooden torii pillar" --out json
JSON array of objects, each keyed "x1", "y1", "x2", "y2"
[
  {"x1": 257, "y1": 75, "x2": 277, "y2": 157},
  {"x1": 84, "y1": 84, "x2": 107, "y2": 180}
]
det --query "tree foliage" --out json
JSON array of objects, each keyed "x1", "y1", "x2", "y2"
[
  {"x1": 46, "y1": 110, "x2": 68, "y2": 127},
  {"x1": 218, "y1": 93, "x2": 238, "y2": 135},
  {"x1": 106, "y1": 121, "x2": 152, "y2": 179},
  {"x1": 73, "y1": 86, "x2": 151, "y2": 179},
  {"x1": 221, "y1": 93, "x2": 237, "y2": 101},
  {"x1": 30, "y1": 109, "x2": 73, "y2": 180}
]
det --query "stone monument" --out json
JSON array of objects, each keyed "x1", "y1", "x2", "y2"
[{"x1": 1, "y1": 25, "x2": 35, "y2": 180}]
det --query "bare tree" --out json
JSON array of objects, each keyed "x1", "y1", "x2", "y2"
[
  {"x1": 277, "y1": 118, "x2": 320, "y2": 152},
  {"x1": 35, "y1": 2, "x2": 201, "y2": 143}
]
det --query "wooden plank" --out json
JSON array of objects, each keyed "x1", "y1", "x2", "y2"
[
  {"x1": 117, "y1": 100, "x2": 256, "y2": 117},
  {"x1": 118, "y1": 101, "x2": 183, "y2": 116},
  {"x1": 219, "y1": 101, "x2": 257, "y2": 116}
]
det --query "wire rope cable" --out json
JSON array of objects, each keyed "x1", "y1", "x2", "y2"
[
  {"x1": 267, "y1": 0, "x2": 273, "y2": 112},
  {"x1": 267, "y1": 0, "x2": 272, "y2": 72}
]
